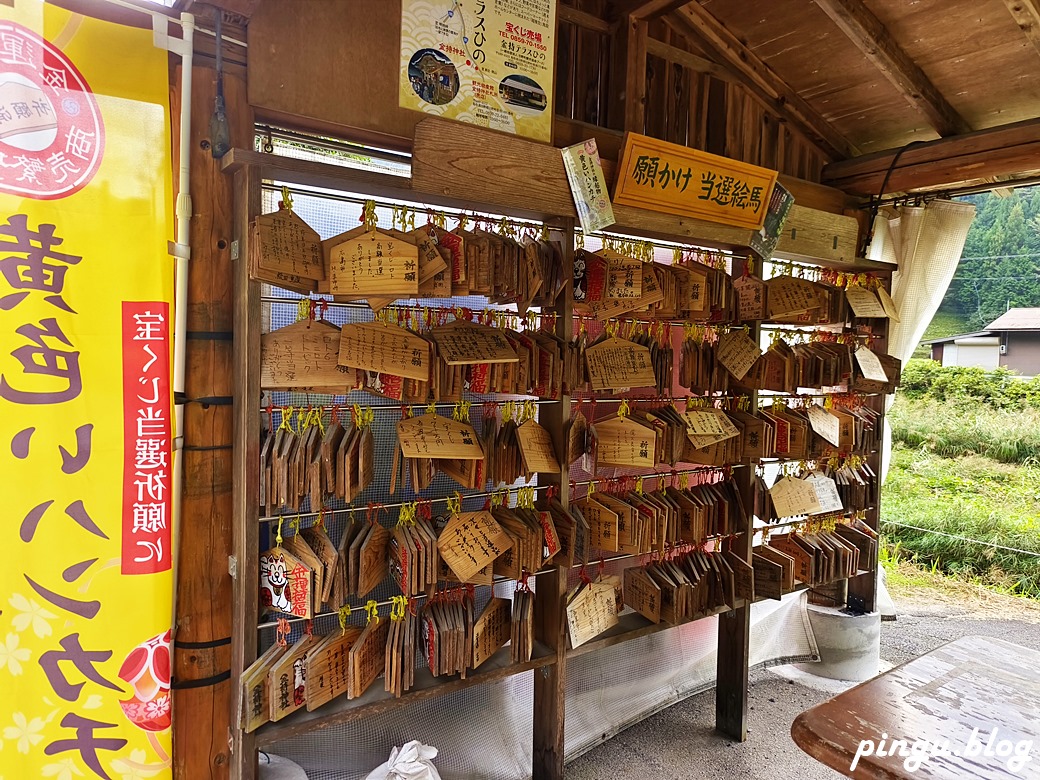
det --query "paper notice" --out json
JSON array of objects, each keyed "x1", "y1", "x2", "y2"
[{"x1": 561, "y1": 139, "x2": 616, "y2": 233}]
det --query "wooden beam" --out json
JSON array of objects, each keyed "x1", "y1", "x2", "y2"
[
  {"x1": 1001, "y1": 0, "x2": 1040, "y2": 58},
  {"x1": 558, "y1": 5, "x2": 612, "y2": 34},
  {"x1": 811, "y1": 0, "x2": 972, "y2": 137},
  {"x1": 822, "y1": 118, "x2": 1040, "y2": 196},
  {"x1": 645, "y1": 35, "x2": 732, "y2": 82},
  {"x1": 624, "y1": 15, "x2": 649, "y2": 133},
  {"x1": 671, "y1": 4, "x2": 856, "y2": 161},
  {"x1": 611, "y1": 0, "x2": 696, "y2": 20}
]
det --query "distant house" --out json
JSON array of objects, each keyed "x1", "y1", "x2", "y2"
[{"x1": 925, "y1": 308, "x2": 1040, "y2": 376}]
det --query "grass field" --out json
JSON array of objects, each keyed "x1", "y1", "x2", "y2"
[{"x1": 882, "y1": 400, "x2": 1040, "y2": 598}]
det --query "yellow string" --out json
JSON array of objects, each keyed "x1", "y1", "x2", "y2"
[
  {"x1": 365, "y1": 599, "x2": 379, "y2": 624},
  {"x1": 281, "y1": 186, "x2": 293, "y2": 213},
  {"x1": 446, "y1": 492, "x2": 462, "y2": 516},
  {"x1": 338, "y1": 604, "x2": 351, "y2": 635},
  {"x1": 276, "y1": 515, "x2": 284, "y2": 546},
  {"x1": 362, "y1": 200, "x2": 378, "y2": 230},
  {"x1": 618, "y1": 399, "x2": 630, "y2": 418},
  {"x1": 635, "y1": 476, "x2": 644, "y2": 495}
]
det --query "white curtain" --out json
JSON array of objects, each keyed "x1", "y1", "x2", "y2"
[{"x1": 867, "y1": 199, "x2": 977, "y2": 479}]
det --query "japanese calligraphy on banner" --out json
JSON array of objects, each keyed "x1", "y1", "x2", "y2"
[
  {"x1": 399, "y1": 0, "x2": 557, "y2": 143},
  {"x1": 0, "y1": 3, "x2": 174, "y2": 779},
  {"x1": 613, "y1": 133, "x2": 779, "y2": 231}
]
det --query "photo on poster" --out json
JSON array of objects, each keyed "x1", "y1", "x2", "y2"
[{"x1": 400, "y1": 0, "x2": 556, "y2": 142}]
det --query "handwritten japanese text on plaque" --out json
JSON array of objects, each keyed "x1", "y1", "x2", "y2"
[{"x1": 338, "y1": 322, "x2": 431, "y2": 381}]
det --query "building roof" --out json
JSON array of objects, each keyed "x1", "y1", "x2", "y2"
[
  {"x1": 922, "y1": 331, "x2": 993, "y2": 345},
  {"x1": 985, "y1": 309, "x2": 1040, "y2": 331}
]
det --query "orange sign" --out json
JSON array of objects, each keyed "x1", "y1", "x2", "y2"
[{"x1": 612, "y1": 133, "x2": 778, "y2": 231}]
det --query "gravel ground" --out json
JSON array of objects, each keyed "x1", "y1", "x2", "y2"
[{"x1": 565, "y1": 589, "x2": 1040, "y2": 780}]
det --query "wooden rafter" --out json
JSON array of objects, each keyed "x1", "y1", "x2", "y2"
[
  {"x1": 670, "y1": 3, "x2": 856, "y2": 161},
  {"x1": 811, "y1": 0, "x2": 972, "y2": 137},
  {"x1": 609, "y1": 0, "x2": 696, "y2": 20},
  {"x1": 822, "y1": 118, "x2": 1040, "y2": 196},
  {"x1": 1001, "y1": 0, "x2": 1040, "y2": 57}
]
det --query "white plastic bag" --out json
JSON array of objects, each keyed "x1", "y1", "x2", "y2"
[{"x1": 364, "y1": 740, "x2": 442, "y2": 780}]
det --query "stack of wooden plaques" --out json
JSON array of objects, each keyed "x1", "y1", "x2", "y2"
[
  {"x1": 259, "y1": 415, "x2": 374, "y2": 515},
  {"x1": 511, "y1": 587, "x2": 535, "y2": 662},
  {"x1": 389, "y1": 515, "x2": 440, "y2": 597},
  {"x1": 624, "y1": 547, "x2": 753, "y2": 625},
  {"x1": 332, "y1": 516, "x2": 389, "y2": 603},
  {"x1": 572, "y1": 478, "x2": 747, "y2": 556},
  {"x1": 753, "y1": 520, "x2": 875, "y2": 595},
  {"x1": 421, "y1": 590, "x2": 474, "y2": 679},
  {"x1": 573, "y1": 249, "x2": 735, "y2": 323},
  {"x1": 385, "y1": 605, "x2": 417, "y2": 697}
]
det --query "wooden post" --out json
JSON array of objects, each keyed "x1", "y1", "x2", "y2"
[
  {"x1": 532, "y1": 221, "x2": 574, "y2": 780},
  {"x1": 624, "y1": 15, "x2": 648, "y2": 134},
  {"x1": 171, "y1": 65, "x2": 251, "y2": 780},
  {"x1": 228, "y1": 162, "x2": 262, "y2": 780},
  {"x1": 715, "y1": 255, "x2": 756, "y2": 742},
  {"x1": 846, "y1": 271, "x2": 892, "y2": 614}
]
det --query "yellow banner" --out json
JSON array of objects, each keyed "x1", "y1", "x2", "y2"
[
  {"x1": 399, "y1": 0, "x2": 556, "y2": 143},
  {"x1": 0, "y1": 3, "x2": 175, "y2": 779},
  {"x1": 613, "y1": 133, "x2": 779, "y2": 231}
]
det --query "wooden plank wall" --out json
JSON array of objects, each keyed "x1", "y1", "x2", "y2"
[
  {"x1": 245, "y1": 0, "x2": 834, "y2": 180},
  {"x1": 555, "y1": 0, "x2": 830, "y2": 181}
]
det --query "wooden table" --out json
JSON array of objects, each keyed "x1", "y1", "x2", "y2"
[{"x1": 791, "y1": 635, "x2": 1040, "y2": 779}]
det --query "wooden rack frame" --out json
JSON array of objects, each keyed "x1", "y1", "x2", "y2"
[{"x1": 223, "y1": 144, "x2": 888, "y2": 780}]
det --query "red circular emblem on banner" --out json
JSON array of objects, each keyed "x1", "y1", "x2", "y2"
[{"x1": 0, "y1": 20, "x2": 104, "y2": 200}]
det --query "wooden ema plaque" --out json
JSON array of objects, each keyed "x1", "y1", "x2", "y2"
[
  {"x1": 251, "y1": 208, "x2": 324, "y2": 287},
  {"x1": 241, "y1": 642, "x2": 288, "y2": 732},
  {"x1": 261, "y1": 320, "x2": 345, "y2": 390},
  {"x1": 766, "y1": 276, "x2": 820, "y2": 318},
  {"x1": 472, "y1": 596, "x2": 511, "y2": 669},
  {"x1": 566, "y1": 581, "x2": 618, "y2": 648},
  {"x1": 431, "y1": 320, "x2": 519, "y2": 365},
  {"x1": 348, "y1": 617, "x2": 391, "y2": 699},
  {"x1": 584, "y1": 337, "x2": 656, "y2": 391},
  {"x1": 268, "y1": 633, "x2": 321, "y2": 721},
  {"x1": 338, "y1": 321, "x2": 431, "y2": 381},
  {"x1": 515, "y1": 419, "x2": 560, "y2": 474},
  {"x1": 716, "y1": 329, "x2": 762, "y2": 381},
  {"x1": 259, "y1": 546, "x2": 313, "y2": 619},
  {"x1": 305, "y1": 626, "x2": 363, "y2": 711},
  {"x1": 575, "y1": 497, "x2": 619, "y2": 552},
  {"x1": 599, "y1": 251, "x2": 643, "y2": 300},
  {"x1": 594, "y1": 416, "x2": 656, "y2": 468},
  {"x1": 325, "y1": 227, "x2": 420, "y2": 297},
  {"x1": 683, "y1": 408, "x2": 739, "y2": 450},
  {"x1": 397, "y1": 414, "x2": 484, "y2": 460},
  {"x1": 624, "y1": 566, "x2": 662, "y2": 623},
  {"x1": 437, "y1": 510, "x2": 512, "y2": 582}
]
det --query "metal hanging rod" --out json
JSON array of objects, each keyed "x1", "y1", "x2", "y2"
[
  {"x1": 259, "y1": 182, "x2": 561, "y2": 231},
  {"x1": 260, "y1": 399, "x2": 556, "y2": 415}
]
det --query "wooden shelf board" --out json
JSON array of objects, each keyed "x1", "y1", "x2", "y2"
[
  {"x1": 255, "y1": 641, "x2": 556, "y2": 746},
  {"x1": 566, "y1": 601, "x2": 746, "y2": 660}
]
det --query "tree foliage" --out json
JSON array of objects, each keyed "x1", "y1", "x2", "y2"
[{"x1": 940, "y1": 186, "x2": 1040, "y2": 330}]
